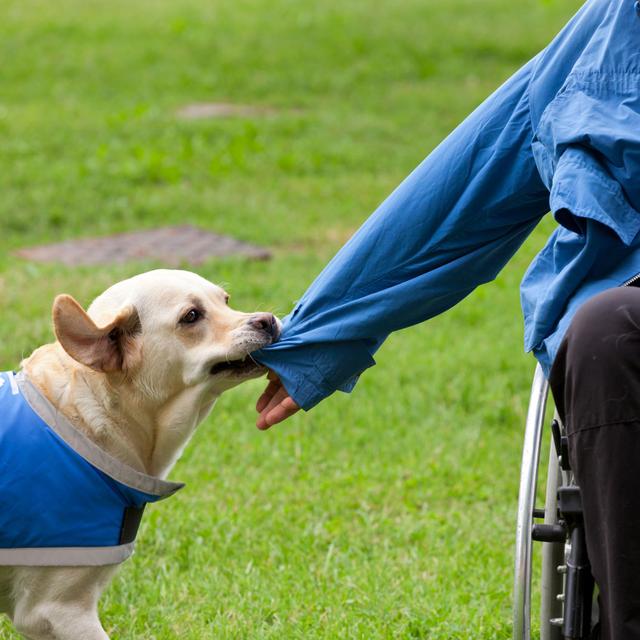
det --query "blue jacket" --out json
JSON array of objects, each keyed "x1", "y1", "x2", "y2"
[
  {"x1": 0, "y1": 371, "x2": 182, "y2": 566},
  {"x1": 255, "y1": 0, "x2": 640, "y2": 410}
]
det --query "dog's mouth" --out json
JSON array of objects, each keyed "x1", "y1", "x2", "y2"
[{"x1": 210, "y1": 355, "x2": 263, "y2": 376}]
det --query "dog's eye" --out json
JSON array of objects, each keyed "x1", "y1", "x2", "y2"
[
  {"x1": 224, "y1": 294, "x2": 230, "y2": 305},
  {"x1": 180, "y1": 308, "x2": 202, "y2": 324}
]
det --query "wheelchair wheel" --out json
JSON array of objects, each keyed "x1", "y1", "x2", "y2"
[
  {"x1": 513, "y1": 363, "x2": 549, "y2": 640},
  {"x1": 539, "y1": 436, "x2": 564, "y2": 640},
  {"x1": 513, "y1": 363, "x2": 596, "y2": 640}
]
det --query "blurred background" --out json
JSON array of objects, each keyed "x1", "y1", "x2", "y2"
[{"x1": 1, "y1": 1, "x2": 582, "y2": 637}]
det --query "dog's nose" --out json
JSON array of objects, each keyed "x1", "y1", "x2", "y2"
[{"x1": 248, "y1": 313, "x2": 279, "y2": 339}]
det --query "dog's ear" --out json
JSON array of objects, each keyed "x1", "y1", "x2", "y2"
[{"x1": 52, "y1": 294, "x2": 141, "y2": 373}]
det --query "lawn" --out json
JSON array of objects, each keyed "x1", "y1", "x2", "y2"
[{"x1": 0, "y1": 0, "x2": 582, "y2": 637}]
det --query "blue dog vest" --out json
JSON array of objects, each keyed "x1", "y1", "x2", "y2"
[{"x1": 0, "y1": 371, "x2": 183, "y2": 566}]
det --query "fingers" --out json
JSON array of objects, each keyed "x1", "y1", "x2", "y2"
[
  {"x1": 255, "y1": 371, "x2": 301, "y2": 430},
  {"x1": 256, "y1": 378, "x2": 282, "y2": 413},
  {"x1": 256, "y1": 387, "x2": 300, "y2": 430},
  {"x1": 256, "y1": 385, "x2": 289, "y2": 429},
  {"x1": 259, "y1": 396, "x2": 299, "y2": 430},
  {"x1": 255, "y1": 370, "x2": 284, "y2": 412}
]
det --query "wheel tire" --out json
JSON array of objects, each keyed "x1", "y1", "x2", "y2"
[{"x1": 540, "y1": 434, "x2": 564, "y2": 640}]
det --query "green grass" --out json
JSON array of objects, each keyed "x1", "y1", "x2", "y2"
[{"x1": 0, "y1": 0, "x2": 582, "y2": 637}]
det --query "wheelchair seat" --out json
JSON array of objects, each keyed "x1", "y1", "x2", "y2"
[{"x1": 513, "y1": 363, "x2": 596, "y2": 640}]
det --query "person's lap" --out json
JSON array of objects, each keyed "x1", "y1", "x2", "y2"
[{"x1": 550, "y1": 286, "x2": 640, "y2": 640}]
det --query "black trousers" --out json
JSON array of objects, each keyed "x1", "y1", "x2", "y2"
[{"x1": 550, "y1": 287, "x2": 640, "y2": 640}]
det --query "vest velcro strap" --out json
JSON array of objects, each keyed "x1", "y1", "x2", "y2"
[{"x1": 119, "y1": 506, "x2": 145, "y2": 544}]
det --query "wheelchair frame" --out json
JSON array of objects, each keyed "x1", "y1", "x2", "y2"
[{"x1": 513, "y1": 363, "x2": 595, "y2": 640}]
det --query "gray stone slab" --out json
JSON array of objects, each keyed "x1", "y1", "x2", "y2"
[{"x1": 15, "y1": 226, "x2": 271, "y2": 266}]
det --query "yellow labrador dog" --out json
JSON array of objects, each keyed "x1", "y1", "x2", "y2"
[{"x1": 0, "y1": 269, "x2": 280, "y2": 639}]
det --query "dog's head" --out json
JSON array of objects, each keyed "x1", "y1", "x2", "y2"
[{"x1": 51, "y1": 269, "x2": 280, "y2": 398}]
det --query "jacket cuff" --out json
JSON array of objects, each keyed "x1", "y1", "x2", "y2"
[
  {"x1": 550, "y1": 148, "x2": 640, "y2": 247},
  {"x1": 252, "y1": 342, "x2": 376, "y2": 410}
]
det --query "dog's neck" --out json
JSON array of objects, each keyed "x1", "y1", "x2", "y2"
[{"x1": 21, "y1": 343, "x2": 217, "y2": 478}]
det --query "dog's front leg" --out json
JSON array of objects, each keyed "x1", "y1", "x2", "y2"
[
  {"x1": 11, "y1": 565, "x2": 117, "y2": 640},
  {"x1": 14, "y1": 605, "x2": 109, "y2": 640}
]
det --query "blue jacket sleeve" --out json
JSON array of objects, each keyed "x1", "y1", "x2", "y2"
[{"x1": 253, "y1": 58, "x2": 550, "y2": 410}]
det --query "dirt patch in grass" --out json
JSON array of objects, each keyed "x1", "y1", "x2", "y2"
[
  {"x1": 175, "y1": 102, "x2": 280, "y2": 120},
  {"x1": 15, "y1": 225, "x2": 271, "y2": 266}
]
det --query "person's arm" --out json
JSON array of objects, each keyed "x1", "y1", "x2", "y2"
[
  {"x1": 255, "y1": 1, "x2": 640, "y2": 429},
  {"x1": 252, "y1": 56, "x2": 550, "y2": 427},
  {"x1": 253, "y1": 68, "x2": 549, "y2": 428}
]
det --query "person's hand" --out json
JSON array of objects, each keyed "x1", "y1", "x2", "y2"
[{"x1": 256, "y1": 371, "x2": 300, "y2": 430}]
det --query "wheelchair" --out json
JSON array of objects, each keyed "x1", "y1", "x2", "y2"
[{"x1": 513, "y1": 363, "x2": 597, "y2": 640}]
